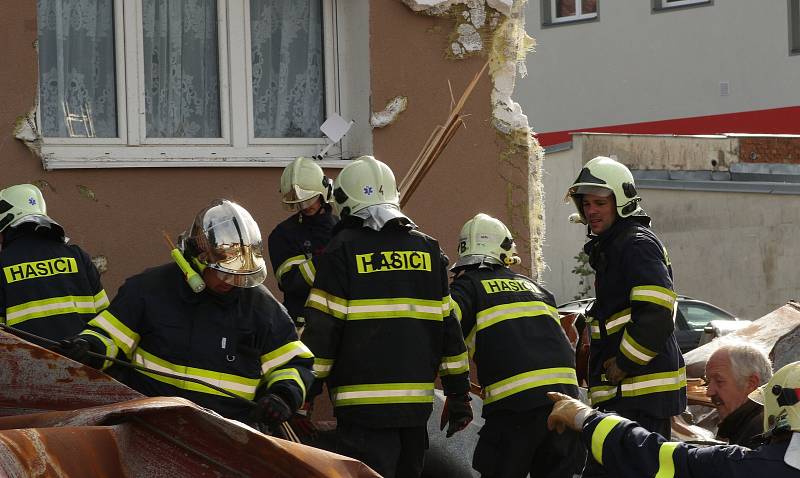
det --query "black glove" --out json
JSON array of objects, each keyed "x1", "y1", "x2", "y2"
[
  {"x1": 250, "y1": 393, "x2": 294, "y2": 426},
  {"x1": 55, "y1": 336, "x2": 92, "y2": 365},
  {"x1": 440, "y1": 394, "x2": 473, "y2": 438}
]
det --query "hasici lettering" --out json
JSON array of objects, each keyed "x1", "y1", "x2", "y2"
[
  {"x1": 481, "y1": 278, "x2": 536, "y2": 294},
  {"x1": 355, "y1": 251, "x2": 432, "y2": 274},
  {"x1": 3, "y1": 257, "x2": 78, "y2": 283}
]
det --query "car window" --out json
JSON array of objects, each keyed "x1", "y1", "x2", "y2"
[{"x1": 678, "y1": 303, "x2": 733, "y2": 330}]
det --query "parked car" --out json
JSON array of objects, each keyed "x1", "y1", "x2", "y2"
[{"x1": 557, "y1": 296, "x2": 743, "y2": 353}]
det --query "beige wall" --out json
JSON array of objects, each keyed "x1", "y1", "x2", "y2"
[{"x1": 0, "y1": 1, "x2": 519, "y2": 298}]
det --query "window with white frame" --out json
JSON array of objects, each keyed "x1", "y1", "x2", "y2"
[
  {"x1": 36, "y1": 0, "x2": 347, "y2": 168},
  {"x1": 546, "y1": 0, "x2": 597, "y2": 24},
  {"x1": 653, "y1": 0, "x2": 712, "y2": 11},
  {"x1": 791, "y1": 0, "x2": 800, "y2": 54}
]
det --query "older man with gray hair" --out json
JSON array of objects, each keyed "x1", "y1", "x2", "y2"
[{"x1": 705, "y1": 337, "x2": 773, "y2": 448}]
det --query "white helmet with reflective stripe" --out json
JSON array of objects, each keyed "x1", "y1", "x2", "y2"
[
  {"x1": 332, "y1": 155, "x2": 400, "y2": 217},
  {"x1": 565, "y1": 156, "x2": 642, "y2": 221},
  {"x1": 280, "y1": 157, "x2": 332, "y2": 211},
  {"x1": 179, "y1": 199, "x2": 267, "y2": 288},
  {"x1": 0, "y1": 184, "x2": 63, "y2": 237},
  {"x1": 452, "y1": 213, "x2": 520, "y2": 270},
  {"x1": 749, "y1": 361, "x2": 800, "y2": 435}
]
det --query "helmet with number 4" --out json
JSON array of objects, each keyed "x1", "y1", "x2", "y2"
[{"x1": 332, "y1": 155, "x2": 400, "y2": 217}]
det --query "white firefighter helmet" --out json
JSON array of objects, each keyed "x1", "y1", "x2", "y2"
[
  {"x1": 179, "y1": 199, "x2": 267, "y2": 288},
  {"x1": 749, "y1": 361, "x2": 800, "y2": 435},
  {"x1": 332, "y1": 155, "x2": 400, "y2": 217},
  {"x1": 565, "y1": 156, "x2": 642, "y2": 221},
  {"x1": 452, "y1": 213, "x2": 520, "y2": 270},
  {"x1": 279, "y1": 157, "x2": 332, "y2": 211},
  {"x1": 0, "y1": 184, "x2": 63, "y2": 236}
]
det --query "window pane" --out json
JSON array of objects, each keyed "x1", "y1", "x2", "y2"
[
  {"x1": 250, "y1": 0, "x2": 325, "y2": 138},
  {"x1": 679, "y1": 304, "x2": 727, "y2": 330},
  {"x1": 582, "y1": 0, "x2": 597, "y2": 14},
  {"x1": 37, "y1": 0, "x2": 117, "y2": 138},
  {"x1": 556, "y1": 0, "x2": 576, "y2": 18},
  {"x1": 142, "y1": 0, "x2": 220, "y2": 138}
]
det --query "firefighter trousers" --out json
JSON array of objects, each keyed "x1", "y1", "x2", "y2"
[{"x1": 335, "y1": 423, "x2": 428, "y2": 478}]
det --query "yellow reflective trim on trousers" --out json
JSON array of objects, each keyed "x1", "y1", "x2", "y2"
[
  {"x1": 332, "y1": 382, "x2": 435, "y2": 407},
  {"x1": 276, "y1": 255, "x2": 306, "y2": 284},
  {"x1": 591, "y1": 415, "x2": 626, "y2": 465},
  {"x1": 313, "y1": 357, "x2": 334, "y2": 378},
  {"x1": 630, "y1": 285, "x2": 677, "y2": 311},
  {"x1": 80, "y1": 329, "x2": 118, "y2": 369},
  {"x1": 260, "y1": 341, "x2": 313, "y2": 377},
  {"x1": 655, "y1": 442, "x2": 680, "y2": 478},
  {"x1": 475, "y1": 301, "x2": 559, "y2": 332},
  {"x1": 305, "y1": 289, "x2": 348, "y2": 319},
  {"x1": 87, "y1": 310, "x2": 140, "y2": 357},
  {"x1": 94, "y1": 290, "x2": 110, "y2": 311},
  {"x1": 439, "y1": 351, "x2": 469, "y2": 376},
  {"x1": 6, "y1": 295, "x2": 103, "y2": 325},
  {"x1": 267, "y1": 367, "x2": 306, "y2": 403},
  {"x1": 605, "y1": 308, "x2": 631, "y2": 335},
  {"x1": 620, "y1": 329, "x2": 657, "y2": 365},
  {"x1": 346, "y1": 297, "x2": 445, "y2": 321},
  {"x1": 299, "y1": 259, "x2": 315, "y2": 286},
  {"x1": 484, "y1": 367, "x2": 579, "y2": 404},
  {"x1": 589, "y1": 385, "x2": 619, "y2": 406},
  {"x1": 620, "y1": 367, "x2": 687, "y2": 397},
  {"x1": 133, "y1": 347, "x2": 259, "y2": 400}
]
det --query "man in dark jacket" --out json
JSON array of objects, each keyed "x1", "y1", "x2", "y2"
[
  {"x1": 301, "y1": 156, "x2": 472, "y2": 478},
  {"x1": 546, "y1": 361, "x2": 800, "y2": 478},
  {"x1": 705, "y1": 338, "x2": 772, "y2": 448},
  {"x1": 268, "y1": 157, "x2": 337, "y2": 328},
  {"x1": 64, "y1": 199, "x2": 313, "y2": 431},
  {"x1": 566, "y1": 156, "x2": 687, "y2": 476},
  {"x1": 0, "y1": 184, "x2": 108, "y2": 345},
  {"x1": 450, "y1": 213, "x2": 581, "y2": 478}
]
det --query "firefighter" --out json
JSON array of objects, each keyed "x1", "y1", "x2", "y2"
[
  {"x1": 449, "y1": 213, "x2": 582, "y2": 478},
  {"x1": 565, "y1": 156, "x2": 686, "y2": 475},
  {"x1": 301, "y1": 156, "x2": 472, "y2": 478},
  {"x1": 61, "y1": 199, "x2": 314, "y2": 429},
  {"x1": 268, "y1": 157, "x2": 337, "y2": 328},
  {"x1": 0, "y1": 184, "x2": 108, "y2": 346},
  {"x1": 546, "y1": 361, "x2": 800, "y2": 477}
]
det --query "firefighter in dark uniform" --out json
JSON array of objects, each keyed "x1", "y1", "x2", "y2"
[
  {"x1": 0, "y1": 184, "x2": 108, "y2": 345},
  {"x1": 565, "y1": 156, "x2": 687, "y2": 475},
  {"x1": 268, "y1": 157, "x2": 337, "y2": 328},
  {"x1": 449, "y1": 213, "x2": 582, "y2": 478},
  {"x1": 62, "y1": 199, "x2": 314, "y2": 429},
  {"x1": 301, "y1": 156, "x2": 472, "y2": 478},
  {"x1": 546, "y1": 361, "x2": 800, "y2": 478}
]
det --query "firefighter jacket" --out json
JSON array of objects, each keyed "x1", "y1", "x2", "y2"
[
  {"x1": 268, "y1": 205, "x2": 337, "y2": 322},
  {"x1": 79, "y1": 263, "x2": 314, "y2": 423},
  {"x1": 301, "y1": 218, "x2": 470, "y2": 428},
  {"x1": 584, "y1": 215, "x2": 687, "y2": 418},
  {"x1": 450, "y1": 265, "x2": 579, "y2": 416},
  {"x1": 0, "y1": 227, "x2": 108, "y2": 342},
  {"x1": 582, "y1": 411, "x2": 800, "y2": 478}
]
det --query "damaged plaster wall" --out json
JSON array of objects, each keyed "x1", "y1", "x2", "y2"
[{"x1": 401, "y1": 0, "x2": 545, "y2": 279}]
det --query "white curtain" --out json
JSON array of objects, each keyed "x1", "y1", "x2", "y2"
[
  {"x1": 143, "y1": 0, "x2": 220, "y2": 138},
  {"x1": 250, "y1": 0, "x2": 324, "y2": 138},
  {"x1": 38, "y1": 0, "x2": 117, "y2": 138}
]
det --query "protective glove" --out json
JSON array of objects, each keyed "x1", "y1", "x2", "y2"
[
  {"x1": 55, "y1": 336, "x2": 92, "y2": 365},
  {"x1": 250, "y1": 393, "x2": 294, "y2": 426},
  {"x1": 440, "y1": 394, "x2": 473, "y2": 438},
  {"x1": 603, "y1": 357, "x2": 628, "y2": 385},
  {"x1": 546, "y1": 391, "x2": 595, "y2": 433},
  {"x1": 289, "y1": 401, "x2": 318, "y2": 439}
]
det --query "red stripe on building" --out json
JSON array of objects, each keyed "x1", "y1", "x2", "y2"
[{"x1": 535, "y1": 106, "x2": 800, "y2": 147}]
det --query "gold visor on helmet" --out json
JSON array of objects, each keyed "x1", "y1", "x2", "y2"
[{"x1": 281, "y1": 185, "x2": 322, "y2": 212}]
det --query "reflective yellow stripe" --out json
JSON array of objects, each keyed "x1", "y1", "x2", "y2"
[
  {"x1": 620, "y1": 329, "x2": 657, "y2": 365},
  {"x1": 630, "y1": 285, "x2": 677, "y2": 310},
  {"x1": 347, "y1": 297, "x2": 445, "y2": 321},
  {"x1": 266, "y1": 367, "x2": 306, "y2": 403},
  {"x1": 298, "y1": 259, "x2": 315, "y2": 286},
  {"x1": 484, "y1": 368, "x2": 578, "y2": 404},
  {"x1": 94, "y1": 290, "x2": 110, "y2": 311},
  {"x1": 475, "y1": 301, "x2": 559, "y2": 332},
  {"x1": 276, "y1": 255, "x2": 306, "y2": 284},
  {"x1": 305, "y1": 289, "x2": 348, "y2": 319},
  {"x1": 620, "y1": 367, "x2": 686, "y2": 397},
  {"x1": 6, "y1": 295, "x2": 103, "y2": 325},
  {"x1": 604, "y1": 308, "x2": 631, "y2": 335},
  {"x1": 80, "y1": 329, "x2": 118, "y2": 369},
  {"x1": 439, "y1": 351, "x2": 469, "y2": 376},
  {"x1": 450, "y1": 297, "x2": 462, "y2": 321},
  {"x1": 655, "y1": 442, "x2": 679, "y2": 478},
  {"x1": 332, "y1": 382, "x2": 434, "y2": 407},
  {"x1": 313, "y1": 357, "x2": 334, "y2": 378},
  {"x1": 591, "y1": 415, "x2": 626, "y2": 465},
  {"x1": 133, "y1": 347, "x2": 259, "y2": 399},
  {"x1": 260, "y1": 341, "x2": 313, "y2": 377},
  {"x1": 465, "y1": 325, "x2": 477, "y2": 358},
  {"x1": 589, "y1": 385, "x2": 618, "y2": 406},
  {"x1": 87, "y1": 310, "x2": 140, "y2": 357}
]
